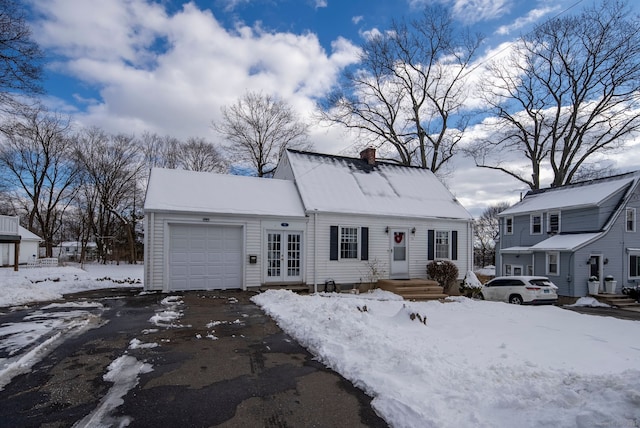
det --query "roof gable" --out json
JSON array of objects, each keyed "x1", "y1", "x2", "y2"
[
  {"x1": 144, "y1": 168, "x2": 306, "y2": 217},
  {"x1": 500, "y1": 173, "x2": 639, "y2": 216},
  {"x1": 280, "y1": 150, "x2": 472, "y2": 220}
]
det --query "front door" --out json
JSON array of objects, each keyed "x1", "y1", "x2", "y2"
[
  {"x1": 390, "y1": 229, "x2": 409, "y2": 279},
  {"x1": 589, "y1": 255, "x2": 602, "y2": 291},
  {"x1": 266, "y1": 231, "x2": 303, "y2": 282}
]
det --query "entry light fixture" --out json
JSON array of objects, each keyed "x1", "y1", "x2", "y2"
[
  {"x1": 385, "y1": 226, "x2": 389, "y2": 234},
  {"x1": 411, "y1": 227, "x2": 416, "y2": 235}
]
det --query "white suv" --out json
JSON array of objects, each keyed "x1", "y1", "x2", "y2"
[{"x1": 478, "y1": 276, "x2": 558, "y2": 305}]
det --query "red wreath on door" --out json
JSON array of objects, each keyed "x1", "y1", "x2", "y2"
[{"x1": 394, "y1": 232, "x2": 404, "y2": 244}]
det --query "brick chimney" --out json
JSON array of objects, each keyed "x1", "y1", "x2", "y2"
[{"x1": 359, "y1": 147, "x2": 376, "y2": 165}]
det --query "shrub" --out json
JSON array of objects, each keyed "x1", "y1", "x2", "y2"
[
  {"x1": 427, "y1": 260, "x2": 459, "y2": 293},
  {"x1": 459, "y1": 270, "x2": 483, "y2": 298}
]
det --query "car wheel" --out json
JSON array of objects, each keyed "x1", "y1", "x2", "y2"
[
  {"x1": 509, "y1": 294, "x2": 523, "y2": 305},
  {"x1": 476, "y1": 293, "x2": 485, "y2": 300}
]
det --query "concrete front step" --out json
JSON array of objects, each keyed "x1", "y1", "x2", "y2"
[
  {"x1": 377, "y1": 278, "x2": 447, "y2": 301},
  {"x1": 593, "y1": 294, "x2": 640, "y2": 308},
  {"x1": 401, "y1": 293, "x2": 449, "y2": 301}
]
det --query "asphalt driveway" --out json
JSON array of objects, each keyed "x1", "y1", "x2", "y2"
[{"x1": 0, "y1": 289, "x2": 388, "y2": 427}]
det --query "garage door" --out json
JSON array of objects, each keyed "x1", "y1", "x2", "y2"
[{"x1": 168, "y1": 224, "x2": 243, "y2": 290}]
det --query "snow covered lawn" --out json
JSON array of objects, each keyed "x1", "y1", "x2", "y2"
[
  {"x1": 0, "y1": 263, "x2": 142, "y2": 308},
  {"x1": 253, "y1": 290, "x2": 640, "y2": 428}
]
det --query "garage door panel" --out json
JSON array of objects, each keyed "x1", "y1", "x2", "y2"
[{"x1": 169, "y1": 224, "x2": 242, "y2": 291}]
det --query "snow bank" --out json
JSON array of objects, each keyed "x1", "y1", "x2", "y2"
[
  {"x1": 253, "y1": 290, "x2": 640, "y2": 428},
  {"x1": 0, "y1": 263, "x2": 143, "y2": 308}
]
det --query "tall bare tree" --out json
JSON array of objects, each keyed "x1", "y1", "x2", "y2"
[
  {"x1": 0, "y1": 105, "x2": 79, "y2": 255},
  {"x1": 176, "y1": 137, "x2": 227, "y2": 173},
  {"x1": 472, "y1": 1, "x2": 640, "y2": 189},
  {"x1": 75, "y1": 129, "x2": 143, "y2": 263},
  {"x1": 0, "y1": 0, "x2": 43, "y2": 109},
  {"x1": 213, "y1": 91, "x2": 309, "y2": 177},
  {"x1": 318, "y1": 5, "x2": 482, "y2": 173}
]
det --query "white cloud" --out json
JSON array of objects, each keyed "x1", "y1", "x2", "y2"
[
  {"x1": 315, "y1": 0, "x2": 328, "y2": 8},
  {"x1": 352, "y1": 15, "x2": 364, "y2": 25},
  {"x1": 30, "y1": 0, "x2": 360, "y2": 153},
  {"x1": 408, "y1": 0, "x2": 510, "y2": 24},
  {"x1": 496, "y1": 6, "x2": 558, "y2": 35}
]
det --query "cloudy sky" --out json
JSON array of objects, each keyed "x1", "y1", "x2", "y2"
[{"x1": 26, "y1": 0, "x2": 640, "y2": 216}]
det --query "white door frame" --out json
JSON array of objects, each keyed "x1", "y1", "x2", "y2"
[
  {"x1": 389, "y1": 228, "x2": 409, "y2": 279},
  {"x1": 265, "y1": 229, "x2": 304, "y2": 283}
]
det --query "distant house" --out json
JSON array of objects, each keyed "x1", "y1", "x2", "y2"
[
  {"x1": 497, "y1": 172, "x2": 640, "y2": 297},
  {"x1": 53, "y1": 241, "x2": 98, "y2": 262},
  {"x1": 0, "y1": 222, "x2": 42, "y2": 266},
  {"x1": 143, "y1": 149, "x2": 473, "y2": 292}
]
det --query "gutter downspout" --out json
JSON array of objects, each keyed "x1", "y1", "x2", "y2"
[
  {"x1": 147, "y1": 212, "x2": 154, "y2": 291},
  {"x1": 313, "y1": 210, "x2": 318, "y2": 294}
]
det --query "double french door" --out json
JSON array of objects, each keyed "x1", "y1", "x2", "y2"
[{"x1": 266, "y1": 231, "x2": 303, "y2": 282}]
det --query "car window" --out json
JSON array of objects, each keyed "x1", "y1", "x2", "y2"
[
  {"x1": 508, "y1": 280, "x2": 525, "y2": 286},
  {"x1": 487, "y1": 279, "x2": 508, "y2": 287},
  {"x1": 529, "y1": 279, "x2": 553, "y2": 287}
]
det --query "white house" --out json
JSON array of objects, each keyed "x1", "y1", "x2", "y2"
[
  {"x1": 0, "y1": 225, "x2": 42, "y2": 266},
  {"x1": 143, "y1": 149, "x2": 473, "y2": 292}
]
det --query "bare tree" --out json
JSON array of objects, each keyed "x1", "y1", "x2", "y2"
[
  {"x1": 0, "y1": 105, "x2": 80, "y2": 255},
  {"x1": 75, "y1": 129, "x2": 143, "y2": 263},
  {"x1": 0, "y1": 0, "x2": 44, "y2": 109},
  {"x1": 140, "y1": 132, "x2": 181, "y2": 170},
  {"x1": 318, "y1": 5, "x2": 482, "y2": 174},
  {"x1": 213, "y1": 91, "x2": 309, "y2": 177},
  {"x1": 473, "y1": 1, "x2": 640, "y2": 189},
  {"x1": 474, "y1": 202, "x2": 510, "y2": 268},
  {"x1": 176, "y1": 137, "x2": 227, "y2": 173}
]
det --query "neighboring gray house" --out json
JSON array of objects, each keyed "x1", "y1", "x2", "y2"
[
  {"x1": 144, "y1": 149, "x2": 473, "y2": 292},
  {"x1": 497, "y1": 172, "x2": 640, "y2": 297}
]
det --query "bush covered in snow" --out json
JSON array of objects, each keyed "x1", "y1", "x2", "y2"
[
  {"x1": 426, "y1": 260, "x2": 459, "y2": 293},
  {"x1": 460, "y1": 271, "x2": 483, "y2": 298}
]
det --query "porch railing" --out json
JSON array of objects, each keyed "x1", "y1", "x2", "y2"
[{"x1": 0, "y1": 215, "x2": 19, "y2": 236}]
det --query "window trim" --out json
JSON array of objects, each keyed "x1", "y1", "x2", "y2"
[
  {"x1": 626, "y1": 207, "x2": 636, "y2": 232},
  {"x1": 435, "y1": 230, "x2": 451, "y2": 259},
  {"x1": 547, "y1": 211, "x2": 560, "y2": 234},
  {"x1": 530, "y1": 213, "x2": 542, "y2": 235},
  {"x1": 504, "y1": 264, "x2": 512, "y2": 276},
  {"x1": 505, "y1": 216, "x2": 514, "y2": 235},
  {"x1": 339, "y1": 226, "x2": 359, "y2": 260},
  {"x1": 546, "y1": 251, "x2": 559, "y2": 276},
  {"x1": 629, "y1": 252, "x2": 640, "y2": 279}
]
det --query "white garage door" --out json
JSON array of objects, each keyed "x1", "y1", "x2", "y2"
[{"x1": 169, "y1": 224, "x2": 243, "y2": 290}]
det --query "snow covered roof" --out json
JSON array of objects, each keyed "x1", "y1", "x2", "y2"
[
  {"x1": 529, "y1": 233, "x2": 602, "y2": 251},
  {"x1": 144, "y1": 168, "x2": 306, "y2": 217},
  {"x1": 282, "y1": 151, "x2": 472, "y2": 220},
  {"x1": 500, "y1": 173, "x2": 639, "y2": 216},
  {"x1": 19, "y1": 226, "x2": 42, "y2": 242}
]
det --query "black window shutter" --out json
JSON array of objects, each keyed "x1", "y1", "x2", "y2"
[
  {"x1": 427, "y1": 229, "x2": 434, "y2": 260},
  {"x1": 451, "y1": 230, "x2": 458, "y2": 260},
  {"x1": 330, "y1": 226, "x2": 339, "y2": 260},
  {"x1": 361, "y1": 227, "x2": 369, "y2": 260}
]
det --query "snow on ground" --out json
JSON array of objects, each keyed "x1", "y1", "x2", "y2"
[
  {"x1": 253, "y1": 290, "x2": 640, "y2": 428},
  {"x1": 0, "y1": 262, "x2": 143, "y2": 308},
  {"x1": 567, "y1": 296, "x2": 611, "y2": 308}
]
